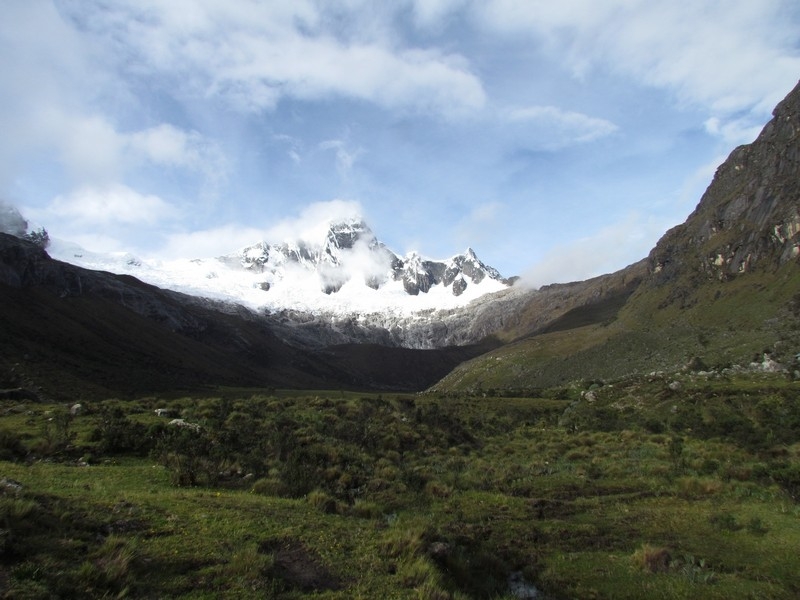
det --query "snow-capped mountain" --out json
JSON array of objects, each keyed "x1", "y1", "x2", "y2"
[
  {"x1": 223, "y1": 218, "x2": 508, "y2": 299},
  {"x1": 47, "y1": 217, "x2": 512, "y2": 337}
]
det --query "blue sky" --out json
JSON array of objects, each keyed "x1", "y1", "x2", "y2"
[{"x1": 2, "y1": 1, "x2": 799, "y2": 285}]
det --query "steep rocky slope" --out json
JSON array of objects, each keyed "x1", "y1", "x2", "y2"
[{"x1": 431, "y1": 80, "x2": 800, "y2": 393}]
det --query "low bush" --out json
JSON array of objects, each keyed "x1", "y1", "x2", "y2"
[
  {"x1": 632, "y1": 544, "x2": 671, "y2": 573},
  {"x1": 0, "y1": 428, "x2": 27, "y2": 461}
]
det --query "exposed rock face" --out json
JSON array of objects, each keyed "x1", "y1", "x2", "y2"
[{"x1": 650, "y1": 80, "x2": 800, "y2": 285}]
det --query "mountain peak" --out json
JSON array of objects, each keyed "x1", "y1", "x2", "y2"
[
  {"x1": 324, "y1": 218, "x2": 376, "y2": 252},
  {"x1": 213, "y1": 218, "x2": 511, "y2": 309}
]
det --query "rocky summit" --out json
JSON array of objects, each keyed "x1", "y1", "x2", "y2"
[{"x1": 226, "y1": 218, "x2": 509, "y2": 298}]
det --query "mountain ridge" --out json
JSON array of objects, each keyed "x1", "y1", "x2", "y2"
[
  {"x1": 3, "y1": 81, "x2": 799, "y2": 397},
  {"x1": 0, "y1": 232, "x2": 498, "y2": 398}
]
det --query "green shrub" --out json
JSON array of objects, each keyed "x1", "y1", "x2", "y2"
[
  {"x1": 78, "y1": 535, "x2": 137, "y2": 594},
  {"x1": 709, "y1": 511, "x2": 742, "y2": 532},
  {"x1": 251, "y1": 477, "x2": 285, "y2": 497},
  {"x1": 746, "y1": 516, "x2": 769, "y2": 536},
  {"x1": 632, "y1": 543, "x2": 671, "y2": 573},
  {"x1": 0, "y1": 428, "x2": 27, "y2": 461},
  {"x1": 677, "y1": 476, "x2": 723, "y2": 497},
  {"x1": 307, "y1": 489, "x2": 338, "y2": 514},
  {"x1": 349, "y1": 499, "x2": 382, "y2": 519}
]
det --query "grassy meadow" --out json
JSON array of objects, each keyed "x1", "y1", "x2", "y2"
[{"x1": 2, "y1": 373, "x2": 800, "y2": 598}]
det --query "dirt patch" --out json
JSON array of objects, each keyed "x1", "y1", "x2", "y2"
[{"x1": 258, "y1": 537, "x2": 341, "y2": 592}]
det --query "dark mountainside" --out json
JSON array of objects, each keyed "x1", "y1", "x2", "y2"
[
  {"x1": 0, "y1": 236, "x2": 492, "y2": 399},
  {"x1": 432, "y1": 80, "x2": 800, "y2": 393}
]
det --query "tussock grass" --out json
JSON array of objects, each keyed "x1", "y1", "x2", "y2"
[{"x1": 1, "y1": 377, "x2": 799, "y2": 598}]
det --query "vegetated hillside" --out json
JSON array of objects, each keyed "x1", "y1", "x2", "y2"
[
  {"x1": 0, "y1": 234, "x2": 492, "y2": 398},
  {"x1": 431, "y1": 80, "x2": 800, "y2": 394}
]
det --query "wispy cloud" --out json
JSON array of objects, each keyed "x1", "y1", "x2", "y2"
[
  {"x1": 703, "y1": 117, "x2": 764, "y2": 146},
  {"x1": 36, "y1": 184, "x2": 179, "y2": 227},
  {"x1": 475, "y1": 1, "x2": 800, "y2": 125},
  {"x1": 157, "y1": 224, "x2": 269, "y2": 260},
  {"x1": 318, "y1": 139, "x2": 365, "y2": 177},
  {"x1": 455, "y1": 201, "x2": 506, "y2": 248},
  {"x1": 59, "y1": 1, "x2": 487, "y2": 118},
  {"x1": 521, "y1": 212, "x2": 674, "y2": 288},
  {"x1": 263, "y1": 199, "x2": 365, "y2": 245},
  {"x1": 505, "y1": 105, "x2": 618, "y2": 147}
]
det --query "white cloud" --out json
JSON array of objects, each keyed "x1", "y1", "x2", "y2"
[
  {"x1": 273, "y1": 134, "x2": 303, "y2": 164},
  {"x1": 521, "y1": 212, "x2": 672, "y2": 288},
  {"x1": 54, "y1": 114, "x2": 126, "y2": 184},
  {"x1": 411, "y1": 0, "x2": 468, "y2": 28},
  {"x1": 40, "y1": 184, "x2": 179, "y2": 227},
  {"x1": 318, "y1": 139, "x2": 364, "y2": 176},
  {"x1": 0, "y1": 2, "x2": 119, "y2": 187},
  {"x1": 156, "y1": 224, "x2": 268, "y2": 259},
  {"x1": 263, "y1": 199, "x2": 365, "y2": 244},
  {"x1": 506, "y1": 105, "x2": 618, "y2": 146},
  {"x1": 129, "y1": 125, "x2": 202, "y2": 168},
  {"x1": 0, "y1": 200, "x2": 28, "y2": 237},
  {"x1": 0, "y1": 6, "x2": 226, "y2": 188},
  {"x1": 475, "y1": 0, "x2": 800, "y2": 118},
  {"x1": 703, "y1": 117, "x2": 764, "y2": 146},
  {"x1": 62, "y1": 1, "x2": 487, "y2": 117}
]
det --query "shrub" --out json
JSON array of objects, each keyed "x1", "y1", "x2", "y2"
[
  {"x1": 424, "y1": 480, "x2": 453, "y2": 499},
  {"x1": 632, "y1": 544, "x2": 671, "y2": 573},
  {"x1": 668, "y1": 436, "x2": 685, "y2": 472},
  {"x1": 0, "y1": 428, "x2": 27, "y2": 461},
  {"x1": 677, "y1": 477, "x2": 723, "y2": 497},
  {"x1": 307, "y1": 489, "x2": 338, "y2": 514},
  {"x1": 398, "y1": 556, "x2": 438, "y2": 588},
  {"x1": 709, "y1": 511, "x2": 742, "y2": 532},
  {"x1": 251, "y1": 477, "x2": 285, "y2": 497},
  {"x1": 349, "y1": 499, "x2": 382, "y2": 519},
  {"x1": 380, "y1": 527, "x2": 425, "y2": 559},
  {"x1": 78, "y1": 535, "x2": 137, "y2": 594},
  {"x1": 746, "y1": 516, "x2": 769, "y2": 536},
  {"x1": 92, "y1": 408, "x2": 154, "y2": 455}
]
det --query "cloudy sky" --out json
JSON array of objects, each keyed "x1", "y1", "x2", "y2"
[{"x1": 2, "y1": 1, "x2": 799, "y2": 285}]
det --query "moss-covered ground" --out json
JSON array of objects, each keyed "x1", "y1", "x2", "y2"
[{"x1": 1, "y1": 374, "x2": 799, "y2": 598}]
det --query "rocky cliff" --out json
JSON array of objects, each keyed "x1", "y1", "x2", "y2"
[{"x1": 650, "y1": 80, "x2": 800, "y2": 287}]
